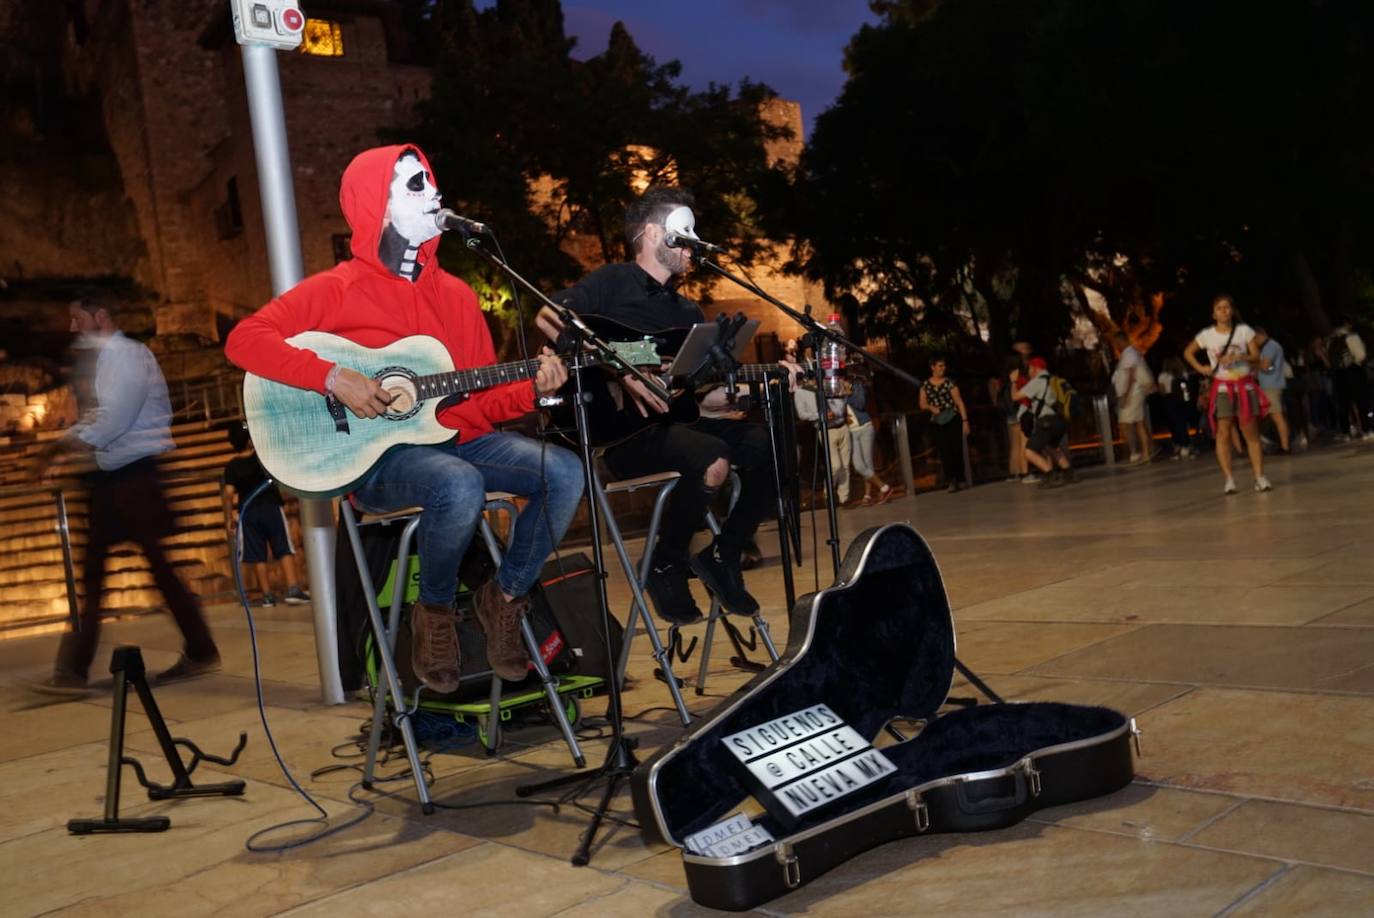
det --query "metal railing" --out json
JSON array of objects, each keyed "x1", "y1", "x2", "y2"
[
  {"x1": 0, "y1": 484, "x2": 81, "y2": 632},
  {"x1": 170, "y1": 371, "x2": 244, "y2": 425},
  {"x1": 0, "y1": 471, "x2": 236, "y2": 637}
]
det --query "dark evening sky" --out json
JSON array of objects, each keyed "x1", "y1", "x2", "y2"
[{"x1": 497, "y1": 1, "x2": 881, "y2": 138}]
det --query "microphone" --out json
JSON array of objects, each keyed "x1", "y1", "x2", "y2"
[
  {"x1": 434, "y1": 208, "x2": 489, "y2": 235},
  {"x1": 665, "y1": 231, "x2": 726, "y2": 254}
]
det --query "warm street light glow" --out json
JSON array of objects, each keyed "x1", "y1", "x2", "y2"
[{"x1": 300, "y1": 19, "x2": 344, "y2": 57}]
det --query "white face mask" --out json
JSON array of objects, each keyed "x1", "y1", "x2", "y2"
[
  {"x1": 662, "y1": 205, "x2": 700, "y2": 244},
  {"x1": 386, "y1": 154, "x2": 441, "y2": 246}
]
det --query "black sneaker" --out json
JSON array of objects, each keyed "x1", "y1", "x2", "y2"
[
  {"x1": 691, "y1": 542, "x2": 760, "y2": 616},
  {"x1": 1039, "y1": 470, "x2": 1067, "y2": 489},
  {"x1": 645, "y1": 559, "x2": 703, "y2": 625},
  {"x1": 740, "y1": 539, "x2": 763, "y2": 571},
  {"x1": 156, "y1": 653, "x2": 222, "y2": 685},
  {"x1": 28, "y1": 671, "x2": 91, "y2": 698}
]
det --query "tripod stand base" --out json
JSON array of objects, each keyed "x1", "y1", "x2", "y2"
[
  {"x1": 515, "y1": 735, "x2": 639, "y2": 866},
  {"x1": 514, "y1": 735, "x2": 638, "y2": 798},
  {"x1": 67, "y1": 816, "x2": 170, "y2": 835}
]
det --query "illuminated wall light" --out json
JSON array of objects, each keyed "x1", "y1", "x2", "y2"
[{"x1": 300, "y1": 19, "x2": 344, "y2": 57}]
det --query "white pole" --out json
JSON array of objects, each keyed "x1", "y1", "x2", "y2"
[{"x1": 240, "y1": 41, "x2": 345, "y2": 705}]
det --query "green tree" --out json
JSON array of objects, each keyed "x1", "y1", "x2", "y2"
[
  {"x1": 780, "y1": 0, "x2": 1374, "y2": 364},
  {"x1": 393, "y1": 0, "x2": 790, "y2": 337}
]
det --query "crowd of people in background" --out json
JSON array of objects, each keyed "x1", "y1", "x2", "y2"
[{"x1": 791, "y1": 297, "x2": 1374, "y2": 501}]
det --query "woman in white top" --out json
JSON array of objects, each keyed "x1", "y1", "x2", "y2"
[{"x1": 1183, "y1": 295, "x2": 1272, "y2": 494}]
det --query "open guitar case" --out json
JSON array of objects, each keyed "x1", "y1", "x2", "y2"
[{"x1": 631, "y1": 522, "x2": 1139, "y2": 911}]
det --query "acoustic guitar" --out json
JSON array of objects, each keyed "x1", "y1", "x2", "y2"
[{"x1": 243, "y1": 331, "x2": 657, "y2": 497}]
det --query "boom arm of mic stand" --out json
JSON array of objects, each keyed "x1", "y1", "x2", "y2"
[
  {"x1": 462, "y1": 237, "x2": 671, "y2": 405},
  {"x1": 694, "y1": 257, "x2": 922, "y2": 392}
]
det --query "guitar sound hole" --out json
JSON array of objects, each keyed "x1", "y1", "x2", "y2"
[{"x1": 376, "y1": 372, "x2": 421, "y2": 420}]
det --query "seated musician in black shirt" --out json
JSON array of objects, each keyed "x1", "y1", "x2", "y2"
[{"x1": 537, "y1": 186, "x2": 776, "y2": 625}]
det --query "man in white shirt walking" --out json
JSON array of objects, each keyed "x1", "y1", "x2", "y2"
[{"x1": 30, "y1": 294, "x2": 219, "y2": 696}]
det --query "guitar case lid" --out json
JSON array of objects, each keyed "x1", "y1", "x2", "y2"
[
  {"x1": 633, "y1": 522, "x2": 956, "y2": 848},
  {"x1": 630, "y1": 523, "x2": 1135, "y2": 911}
]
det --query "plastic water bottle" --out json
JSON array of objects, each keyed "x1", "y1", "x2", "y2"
[{"x1": 820, "y1": 313, "x2": 846, "y2": 397}]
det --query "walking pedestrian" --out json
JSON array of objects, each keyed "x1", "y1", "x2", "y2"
[
  {"x1": 1183, "y1": 295, "x2": 1272, "y2": 494},
  {"x1": 919, "y1": 357, "x2": 970, "y2": 492},
  {"x1": 1252, "y1": 326, "x2": 1291, "y2": 454},
  {"x1": 29, "y1": 294, "x2": 220, "y2": 695},
  {"x1": 845, "y1": 370, "x2": 899, "y2": 505},
  {"x1": 1012, "y1": 357, "x2": 1075, "y2": 488},
  {"x1": 994, "y1": 354, "x2": 1029, "y2": 481},
  {"x1": 1158, "y1": 356, "x2": 1202, "y2": 459},
  {"x1": 1111, "y1": 331, "x2": 1155, "y2": 464}
]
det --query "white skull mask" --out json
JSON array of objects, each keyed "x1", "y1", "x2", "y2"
[
  {"x1": 662, "y1": 205, "x2": 700, "y2": 243},
  {"x1": 386, "y1": 153, "x2": 441, "y2": 247}
]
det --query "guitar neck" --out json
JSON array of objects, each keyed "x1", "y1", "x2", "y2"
[
  {"x1": 695, "y1": 363, "x2": 812, "y2": 384},
  {"x1": 414, "y1": 359, "x2": 542, "y2": 401}
]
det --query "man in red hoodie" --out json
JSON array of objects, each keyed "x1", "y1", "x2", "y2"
[{"x1": 226, "y1": 144, "x2": 582, "y2": 693}]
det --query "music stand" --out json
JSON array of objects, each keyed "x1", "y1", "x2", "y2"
[{"x1": 665, "y1": 318, "x2": 760, "y2": 379}]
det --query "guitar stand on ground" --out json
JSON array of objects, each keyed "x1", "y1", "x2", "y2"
[
  {"x1": 68, "y1": 645, "x2": 247, "y2": 835},
  {"x1": 658, "y1": 615, "x2": 768, "y2": 692}
]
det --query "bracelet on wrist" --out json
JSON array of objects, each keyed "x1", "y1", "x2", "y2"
[{"x1": 325, "y1": 364, "x2": 342, "y2": 394}]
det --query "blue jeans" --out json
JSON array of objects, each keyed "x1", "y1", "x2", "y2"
[{"x1": 352, "y1": 433, "x2": 584, "y2": 605}]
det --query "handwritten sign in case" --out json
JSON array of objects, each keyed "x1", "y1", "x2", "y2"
[{"x1": 721, "y1": 703, "x2": 897, "y2": 827}]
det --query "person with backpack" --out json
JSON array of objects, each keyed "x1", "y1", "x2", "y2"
[
  {"x1": 1157, "y1": 356, "x2": 1203, "y2": 459},
  {"x1": 1183, "y1": 295, "x2": 1272, "y2": 494},
  {"x1": 1012, "y1": 357, "x2": 1076, "y2": 489}
]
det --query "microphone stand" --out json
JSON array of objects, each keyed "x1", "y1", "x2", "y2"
[
  {"x1": 691, "y1": 252, "x2": 1005, "y2": 706},
  {"x1": 455, "y1": 232, "x2": 669, "y2": 867},
  {"x1": 692, "y1": 254, "x2": 923, "y2": 579}
]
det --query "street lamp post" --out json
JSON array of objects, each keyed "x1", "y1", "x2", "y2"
[{"x1": 232, "y1": 1, "x2": 345, "y2": 705}]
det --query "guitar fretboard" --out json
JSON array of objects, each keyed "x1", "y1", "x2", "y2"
[
  {"x1": 682, "y1": 362, "x2": 810, "y2": 384},
  {"x1": 414, "y1": 359, "x2": 542, "y2": 401}
]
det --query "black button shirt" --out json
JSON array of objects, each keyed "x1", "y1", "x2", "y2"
[{"x1": 555, "y1": 262, "x2": 704, "y2": 333}]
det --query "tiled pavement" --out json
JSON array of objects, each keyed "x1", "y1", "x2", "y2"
[{"x1": 3, "y1": 443, "x2": 1373, "y2": 916}]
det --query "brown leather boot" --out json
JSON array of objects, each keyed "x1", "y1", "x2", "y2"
[
  {"x1": 410, "y1": 600, "x2": 460, "y2": 693},
  {"x1": 473, "y1": 580, "x2": 531, "y2": 681}
]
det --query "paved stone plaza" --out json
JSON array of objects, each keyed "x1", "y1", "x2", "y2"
[{"x1": 2, "y1": 445, "x2": 1373, "y2": 916}]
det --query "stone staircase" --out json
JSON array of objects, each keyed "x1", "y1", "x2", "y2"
[{"x1": 0, "y1": 420, "x2": 249, "y2": 635}]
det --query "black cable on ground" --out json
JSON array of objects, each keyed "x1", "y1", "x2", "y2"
[{"x1": 232, "y1": 478, "x2": 375, "y2": 853}]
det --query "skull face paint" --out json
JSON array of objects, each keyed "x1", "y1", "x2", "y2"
[
  {"x1": 380, "y1": 151, "x2": 441, "y2": 281},
  {"x1": 386, "y1": 152, "x2": 441, "y2": 247}
]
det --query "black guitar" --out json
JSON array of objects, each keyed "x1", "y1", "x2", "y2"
[{"x1": 548, "y1": 315, "x2": 807, "y2": 448}]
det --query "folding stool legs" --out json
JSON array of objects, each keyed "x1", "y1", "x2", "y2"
[
  {"x1": 363, "y1": 513, "x2": 421, "y2": 787},
  {"x1": 341, "y1": 503, "x2": 433, "y2": 814},
  {"x1": 477, "y1": 508, "x2": 586, "y2": 767},
  {"x1": 598, "y1": 479, "x2": 692, "y2": 726}
]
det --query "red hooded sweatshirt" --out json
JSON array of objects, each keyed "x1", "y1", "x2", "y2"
[{"x1": 225, "y1": 144, "x2": 534, "y2": 442}]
